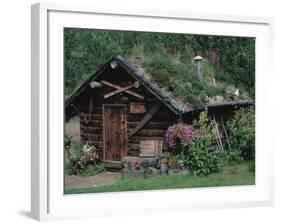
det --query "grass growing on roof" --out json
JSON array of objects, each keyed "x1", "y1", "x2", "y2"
[
  {"x1": 136, "y1": 52, "x2": 230, "y2": 103},
  {"x1": 64, "y1": 160, "x2": 255, "y2": 194},
  {"x1": 65, "y1": 29, "x2": 254, "y2": 100}
]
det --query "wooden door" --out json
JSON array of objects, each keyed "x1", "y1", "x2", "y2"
[{"x1": 103, "y1": 105, "x2": 127, "y2": 161}]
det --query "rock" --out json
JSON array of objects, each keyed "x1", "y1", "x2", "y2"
[
  {"x1": 169, "y1": 167, "x2": 189, "y2": 175},
  {"x1": 144, "y1": 167, "x2": 160, "y2": 179},
  {"x1": 121, "y1": 156, "x2": 160, "y2": 168}
]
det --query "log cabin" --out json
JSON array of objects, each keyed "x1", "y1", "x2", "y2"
[{"x1": 65, "y1": 55, "x2": 254, "y2": 166}]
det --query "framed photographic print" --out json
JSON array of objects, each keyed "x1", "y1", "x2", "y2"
[{"x1": 31, "y1": 2, "x2": 274, "y2": 221}]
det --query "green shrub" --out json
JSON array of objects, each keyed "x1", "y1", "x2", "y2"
[
  {"x1": 185, "y1": 139, "x2": 222, "y2": 176},
  {"x1": 226, "y1": 108, "x2": 255, "y2": 160},
  {"x1": 167, "y1": 153, "x2": 187, "y2": 169},
  {"x1": 225, "y1": 149, "x2": 243, "y2": 166},
  {"x1": 82, "y1": 163, "x2": 106, "y2": 177},
  {"x1": 183, "y1": 110, "x2": 222, "y2": 176},
  {"x1": 248, "y1": 160, "x2": 255, "y2": 173},
  {"x1": 66, "y1": 143, "x2": 104, "y2": 176}
]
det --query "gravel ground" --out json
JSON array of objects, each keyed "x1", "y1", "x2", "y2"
[{"x1": 64, "y1": 171, "x2": 119, "y2": 190}]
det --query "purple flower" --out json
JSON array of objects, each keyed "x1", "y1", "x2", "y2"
[{"x1": 165, "y1": 123, "x2": 195, "y2": 150}]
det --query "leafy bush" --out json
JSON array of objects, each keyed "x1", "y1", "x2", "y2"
[
  {"x1": 83, "y1": 163, "x2": 105, "y2": 177},
  {"x1": 185, "y1": 139, "x2": 221, "y2": 176},
  {"x1": 248, "y1": 160, "x2": 255, "y2": 173},
  {"x1": 165, "y1": 122, "x2": 195, "y2": 154},
  {"x1": 184, "y1": 110, "x2": 222, "y2": 175},
  {"x1": 225, "y1": 149, "x2": 243, "y2": 166},
  {"x1": 226, "y1": 108, "x2": 255, "y2": 160},
  {"x1": 167, "y1": 154, "x2": 186, "y2": 169},
  {"x1": 66, "y1": 143, "x2": 104, "y2": 176},
  {"x1": 164, "y1": 112, "x2": 223, "y2": 176}
]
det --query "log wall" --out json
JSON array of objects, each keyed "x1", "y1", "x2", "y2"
[{"x1": 76, "y1": 69, "x2": 178, "y2": 159}]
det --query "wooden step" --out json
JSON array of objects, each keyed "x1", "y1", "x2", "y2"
[{"x1": 104, "y1": 160, "x2": 122, "y2": 170}]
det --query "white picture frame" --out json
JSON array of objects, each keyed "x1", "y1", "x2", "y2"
[{"x1": 31, "y1": 2, "x2": 274, "y2": 221}]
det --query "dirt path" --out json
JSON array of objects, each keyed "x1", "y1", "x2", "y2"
[{"x1": 65, "y1": 171, "x2": 119, "y2": 190}]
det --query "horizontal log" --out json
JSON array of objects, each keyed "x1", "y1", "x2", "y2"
[
  {"x1": 129, "y1": 129, "x2": 166, "y2": 137},
  {"x1": 128, "y1": 143, "x2": 139, "y2": 151},
  {"x1": 81, "y1": 120, "x2": 172, "y2": 130},
  {"x1": 90, "y1": 81, "x2": 103, "y2": 88},
  {"x1": 127, "y1": 121, "x2": 173, "y2": 129},
  {"x1": 79, "y1": 106, "x2": 172, "y2": 115},
  {"x1": 127, "y1": 151, "x2": 139, "y2": 157},
  {"x1": 78, "y1": 107, "x2": 103, "y2": 114},
  {"x1": 80, "y1": 113, "x2": 102, "y2": 118},
  {"x1": 81, "y1": 126, "x2": 103, "y2": 134},
  {"x1": 81, "y1": 133, "x2": 103, "y2": 141},
  {"x1": 127, "y1": 115, "x2": 174, "y2": 123},
  {"x1": 128, "y1": 136, "x2": 164, "y2": 143},
  {"x1": 81, "y1": 120, "x2": 103, "y2": 127},
  {"x1": 104, "y1": 160, "x2": 122, "y2": 169}
]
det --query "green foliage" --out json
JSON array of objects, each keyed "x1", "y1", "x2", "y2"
[
  {"x1": 66, "y1": 142, "x2": 104, "y2": 176},
  {"x1": 225, "y1": 149, "x2": 243, "y2": 166},
  {"x1": 226, "y1": 108, "x2": 255, "y2": 160},
  {"x1": 182, "y1": 110, "x2": 222, "y2": 176},
  {"x1": 185, "y1": 139, "x2": 222, "y2": 176},
  {"x1": 144, "y1": 53, "x2": 229, "y2": 103},
  {"x1": 65, "y1": 163, "x2": 74, "y2": 175},
  {"x1": 193, "y1": 109, "x2": 216, "y2": 144},
  {"x1": 167, "y1": 154, "x2": 186, "y2": 169},
  {"x1": 248, "y1": 160, "x2": 255, "y2": 173},
  {"x1": 82, "y1": 163, "x2": 105, "y2": 177},
  {"x1": 186, "y1": 36, "x2": 255, "y2": 97},
  {"x1": 64, "y1": 28, "x2": 255, "y2": 100}
]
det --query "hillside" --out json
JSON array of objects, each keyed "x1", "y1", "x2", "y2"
[{"x1": 64, "y1": 28, "x2": 255, "y2": 102}]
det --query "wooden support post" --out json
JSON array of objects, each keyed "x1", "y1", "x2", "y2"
[
  {"x1": 101, "y1": 80, "x2": 144, "y2": 99},
  {"x1": 129, "y1": 102, "x2": 161, "y2": 138},
  {"x1": 212, "y1": 115, "x2": 224, "y2": 153},
  {"x1": 220, "y1": 116, "x2": 231, "y2": 151}
]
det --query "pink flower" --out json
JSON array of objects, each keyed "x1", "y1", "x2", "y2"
[{"x1": 165, "y1": 123, "x2": 195, "y2": 150}]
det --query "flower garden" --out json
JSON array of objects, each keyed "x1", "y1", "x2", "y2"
[{"x1": 65, "y1": 108, "x2": 255, "y2": 194}]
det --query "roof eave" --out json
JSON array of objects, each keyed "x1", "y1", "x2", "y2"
[{"x1": 182, "y1": 99, "x2": 255, "y2": 114}]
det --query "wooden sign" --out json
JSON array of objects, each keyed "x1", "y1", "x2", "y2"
[
  {"x1": 139, "y1": 140, "x2": 163, "y2": 157},
  {"x1": 130, "y1": 103, "x2": 146, "y2": 114}
]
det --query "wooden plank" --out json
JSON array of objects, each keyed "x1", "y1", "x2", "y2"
[
  {"x1": 101, "y1": 80, "x2": 144, "y2": 99},
  {"x1": 104, "y1": 160, "x2": 122, "y2": 169},
  {"x1": 129, "y1": 102, "x2": 161, "y2": 137},
  {"x1": 104, "y1": 83, "x2": 135, "y2": 99}
]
